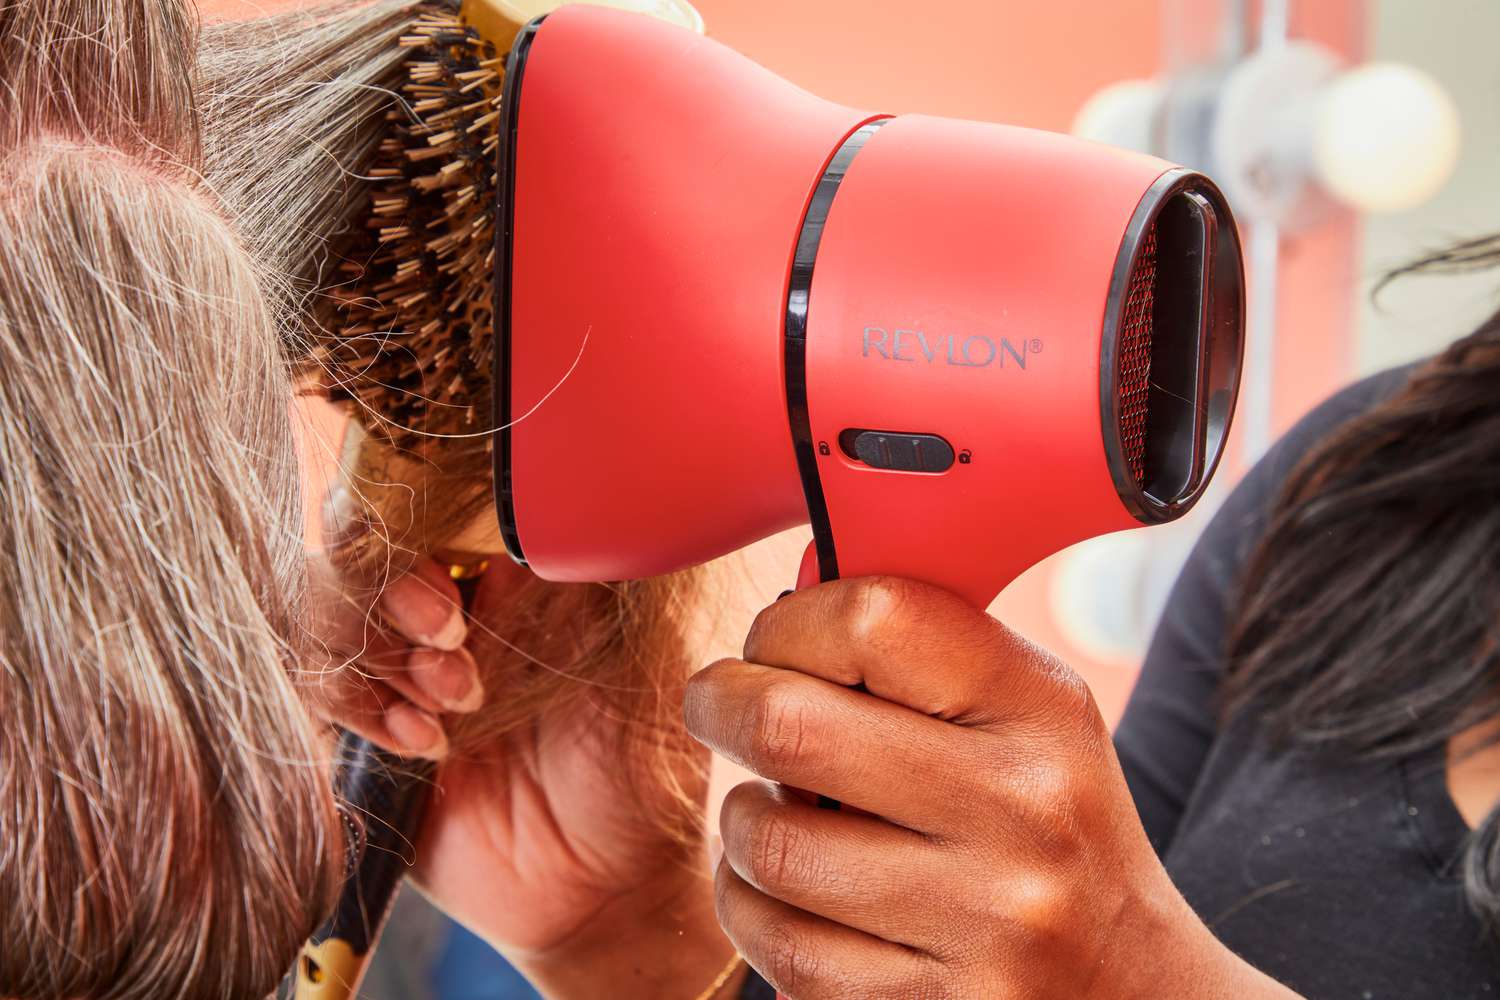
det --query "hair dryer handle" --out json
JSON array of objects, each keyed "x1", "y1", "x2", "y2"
[{"x1": 795, "y1": 539, "x2": 823, "y2": 591}]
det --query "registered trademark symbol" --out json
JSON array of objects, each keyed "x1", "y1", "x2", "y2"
[{"x1": 1029, "y1": 339, "x2": 1044, "y2": 354}]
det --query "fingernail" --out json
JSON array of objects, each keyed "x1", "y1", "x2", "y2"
[
  {"x1": 430, "y1": 609, "x2": 467, "y2": 652},
  {"x1": 379, "y1": 573, "x2": 466, "y2": 651},
  {"x1": 409, "y1": 647, "x2": 484, "y2": 713},
  {"x1": 386, "y1": 703, "x2": 448, "y2": 759}
]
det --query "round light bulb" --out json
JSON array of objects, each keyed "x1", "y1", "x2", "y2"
[
  {"x1": 1071, "y1": 79, "x2": 1164, "y2": 154},
  {"x1": 1314, "y1": 62, "x2": 1461, "y2": 214}
]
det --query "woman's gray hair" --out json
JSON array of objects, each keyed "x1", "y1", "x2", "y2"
[{"x1": 0, "y1": 2, "x2": 347, "y2": 997}]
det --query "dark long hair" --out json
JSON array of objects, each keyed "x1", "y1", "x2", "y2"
[{"x1": 1226, "y1": 233, "x2": 1500, "y2": 927}]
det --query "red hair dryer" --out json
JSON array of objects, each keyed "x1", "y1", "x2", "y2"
[{"x1": 494, "y1": 5, "x2": 1245, "y2": 606}]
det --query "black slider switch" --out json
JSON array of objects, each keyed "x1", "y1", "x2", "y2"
[{"x1": 839, "y1": 429, "x2": 956, "y2": 473}]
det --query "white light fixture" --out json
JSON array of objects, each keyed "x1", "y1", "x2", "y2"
[
  {"x1": 1070, "y1": 79, "x2": 1164, "y2": 153},
  {"x1": 1314, "y1": 62, "x2": 1461, "y2": 214},
  {"x1": 1211, "y1": 42, "x2": 1460, "y2": 228},
  {"x1": 1074, "y1": 48, "x2": 1461, "y2": 228}
]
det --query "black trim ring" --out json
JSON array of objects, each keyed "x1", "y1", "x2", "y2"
[
  {"x1": 784, "y1": 119, "x2": 889, "y2": 583},
  {"x1": 490, "y1": 14, "x2": 547, "y2": 565},
  {"x1": 1099, "y1": 168, "x2": 1244, "y2": 525}
]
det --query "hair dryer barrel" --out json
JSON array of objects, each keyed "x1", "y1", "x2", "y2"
[
  {"x1": 494, "y1": 5, "x2": 1245, "y2": 607},
  {"x1": 802, "y1": 120, "x2": 1243, "y2": 605}
]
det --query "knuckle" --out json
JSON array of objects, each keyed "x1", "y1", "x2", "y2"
[
  {"x1": 744, "y1": 801, "x2": 814, "y2": 894},
  {"x1": 1036, "y1": 663, "x2": 1111, "y2": 763},
  {"x1": 719, "y1": 778, "x2": 764, "y2": 822},
  {"x1": 972, "y1": 754, "x2": 1092, "y2": 863},
  {"x1": 741, "y1": 678, "x2": 820, "y2": 775},
  {"x1": 840, "y1": 576, "x2": 916, "y2": 648},
  {"x1": 1029, "y1": 653, "x2": 1098, "y2": 722},
  {"x1": 760, "y1": 922, "x2": 821, "y2": 998},
  {"x1": 1009, "y1": 875, "x2": 1076, "y2": 943},
  {"x1": 982, "y1": 872, "x2": 1075, "y2": 950},
  {"x1": 1054, "y1": 666, "x2": 1100, "y2": 722},
  {"x1": 964, "y1": 738, "x2": 1030, "y2": 811}
]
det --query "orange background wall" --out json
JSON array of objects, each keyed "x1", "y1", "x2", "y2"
[{"x1": 205, "y1": 0, "x2": 1365, "y2": 722}]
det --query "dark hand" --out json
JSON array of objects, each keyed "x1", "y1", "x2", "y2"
[{"x1": 685, "y1": 577, "x2": 1297, "y2": 1000}]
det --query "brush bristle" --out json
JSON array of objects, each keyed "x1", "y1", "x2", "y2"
[{"x1": 316, "y1": 5, "x2": 501, "y2": 452}]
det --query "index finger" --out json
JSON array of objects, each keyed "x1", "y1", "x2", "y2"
[
  {"x1": 685, "y1": 658, "x2": 986, "y2": 832},
  {"x1": 375, "y1": 558, "x2": 466, "y2": 651},
  {"x1": 744, "y1": 577, "x2": 1082, "y2": 730}
]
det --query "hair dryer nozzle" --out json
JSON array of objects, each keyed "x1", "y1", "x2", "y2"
[{"x1": 1102, "y1": 170, "x2": 1244, "y2": 525}]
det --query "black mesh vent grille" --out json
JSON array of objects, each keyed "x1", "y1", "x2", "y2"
[{"x1": 1117, "y1": 225, "x2": 1157, "y2": 487}]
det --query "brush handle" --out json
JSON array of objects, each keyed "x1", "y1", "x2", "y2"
[{"x1": 286, "y1": 732, "x2": 436, "y2": 1000}]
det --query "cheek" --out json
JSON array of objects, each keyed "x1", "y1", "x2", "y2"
[{"x1": 292, "y1": 395, "x2": 347, "y2": 553}]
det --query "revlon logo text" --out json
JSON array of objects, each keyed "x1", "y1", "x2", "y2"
[{"x1": 861, "y1": 326, "x2": 1034, "y2": 369}]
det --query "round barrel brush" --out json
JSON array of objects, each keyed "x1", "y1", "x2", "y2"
[{"x1": 294, "y1": 2, "x2": 703, "y2": 997}]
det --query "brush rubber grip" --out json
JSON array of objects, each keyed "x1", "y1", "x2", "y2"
[{"x1": 285, "y1": 731, "x2": 436, "y2": 999}]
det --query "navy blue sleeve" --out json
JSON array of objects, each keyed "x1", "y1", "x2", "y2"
[
  {"x1": 1114, "y1": 365, "x2": 1416, "y2": 855},
  {"x1": 738, "y1": 969, "x2": 777, "y2": 1000}
]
